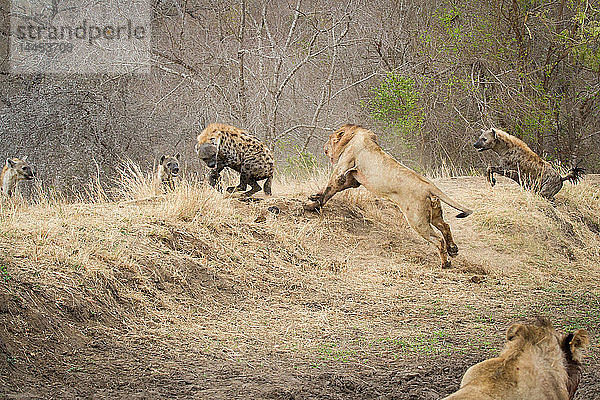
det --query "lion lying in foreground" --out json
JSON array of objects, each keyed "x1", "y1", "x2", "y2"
[
  {"x1": 304, "y1": 124, "x2": 472, "y2": 269},
  {"x1": 443, "y1": 318, "x2": 589, "y2": 400}
]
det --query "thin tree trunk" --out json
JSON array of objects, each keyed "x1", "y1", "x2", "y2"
[{"x1": 238, "y1": 0, "x2": 247, "y2": 126}]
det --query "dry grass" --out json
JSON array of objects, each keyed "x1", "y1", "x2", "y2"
[{"x1": 1, "y1": 169, "x2": 599, "y2": 398}]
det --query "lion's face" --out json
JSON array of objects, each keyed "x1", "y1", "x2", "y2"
[
  {"x1": 323, "y1": 129, "x2": 346, "y2": 163},
  {"x1": 323, "y1": 136, "x2": 335, "y2": 163}
]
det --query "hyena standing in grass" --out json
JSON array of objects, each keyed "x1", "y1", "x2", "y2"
[
  {"x1": 156, "y1": 154, "x2": 180, "y2": 190},
  {"x1": 1, "y1": 157, "x2": 34, "y2": 197},
  {"x1": 195, "y1": 123, "x2": 274, "y2": 197},
  {"x1": 474, "y1": 128, "x2": 584, "y2": 200}
]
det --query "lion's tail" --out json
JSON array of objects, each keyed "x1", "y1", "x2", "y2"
[
  {"x1": 430, "y1": 187, "x2": 473, "y2": 218},
  {"x1": 561, "y1": 166, "x2": 585, "y2": 184}
]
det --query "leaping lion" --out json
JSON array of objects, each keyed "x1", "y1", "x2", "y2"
[{"x1": 304, "y1": 124, "x2": 472, "y2": 269}]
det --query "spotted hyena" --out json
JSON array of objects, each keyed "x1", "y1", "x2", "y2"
[
  {"x1": 474, "y1": 128, "x2": 584, "y2": 200},
  {"x1": 157, "y1": 154, "x2": 180, "y2": 190},
  {"x1": 195, "y1": 123, "x2": 274, "y2": 196},
  {"x1": 1, "y1": 157, "x2": 34, "y2": 197}
]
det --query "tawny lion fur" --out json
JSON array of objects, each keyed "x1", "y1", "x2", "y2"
[
  {"x1": 474, "y1": 128, "x2": 584, "y2": 199},
  {"x1": 304, "y1": 124, "x2": 472, "y2": 269},
  {"x1": 443, "y1": 318, "x2": 589, "y2": 400}
]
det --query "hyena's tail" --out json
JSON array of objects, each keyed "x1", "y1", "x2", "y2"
[
  {"x1": 561, "y1": 166, "x2": 585, "y2": 184},
  {"x1": 430, "y1": 187, "x2": 473, "y2": 218},
  {"x1": 263, "y1": 176, "x2": 273, "y2": 196}
]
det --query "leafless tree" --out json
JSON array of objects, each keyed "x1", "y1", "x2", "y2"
[{"x1": 0, "y1": 0, "x2": 598, "y2": 194}]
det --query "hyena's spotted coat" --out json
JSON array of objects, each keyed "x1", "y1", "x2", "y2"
[
  {"x1": 474, "y1": 128, "x2": 584, "y2": 200},
  {"x1": 195, "y1": 123, "x2": 274, "y2": 196}
]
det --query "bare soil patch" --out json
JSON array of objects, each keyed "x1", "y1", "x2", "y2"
[{"x1": 1, "y1": 176, "x2": 599, "y2": 399}]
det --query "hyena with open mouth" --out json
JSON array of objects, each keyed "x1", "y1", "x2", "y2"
[{"x1": 157, "y1": 154, "x2": 180, "y2": 190}]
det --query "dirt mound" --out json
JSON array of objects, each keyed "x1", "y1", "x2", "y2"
[{"x1": 1, "y1": 176, "x2": 599, "y2": 399}]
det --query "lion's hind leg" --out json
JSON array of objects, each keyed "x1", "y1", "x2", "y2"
[
  {"x1": 405, "y1": 206, "x2": 451, "y2": 269},
  {"x1": 430, "y1": 197, "x2": 458, "y2": 257}
]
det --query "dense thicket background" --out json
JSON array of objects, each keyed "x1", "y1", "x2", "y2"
[{"x1": 1, "y1": 0, "x2": 600, "y2": 191}]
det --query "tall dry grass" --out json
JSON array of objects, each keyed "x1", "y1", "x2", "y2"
[{"x1": 2, "y1": 165, "x2": 599, "y2": 347}]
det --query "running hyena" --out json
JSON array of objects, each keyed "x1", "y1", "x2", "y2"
[
  {"x1": 195, "y1": 123, "x2": 274, "y2": 196},
  {"x1": 474, "y1": 128, "x2": 584, "y2": 200}
]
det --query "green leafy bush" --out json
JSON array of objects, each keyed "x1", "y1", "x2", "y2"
[{"x1": 365, "y1": 72, "x2": 424, "y2": 147}]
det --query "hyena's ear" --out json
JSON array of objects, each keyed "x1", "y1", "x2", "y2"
[
  {"x1": 491, "y1": 128, "x2": 498, "y2": 139},
  {"x1": 506, "y1": 323, "x2": 525, "y2": 341},
  {"x1": 6, "y1": 158, "x2": 16, "y2": 168},
  {"x1": 160, "y1": 155, "x2": 166, "y2": 164},
  {"x1": 175, "y1": 153, "x2": 181, "y2": 161},
  {"x1": 21, "y1": 155, "x2": 28, "y2": 161}
]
